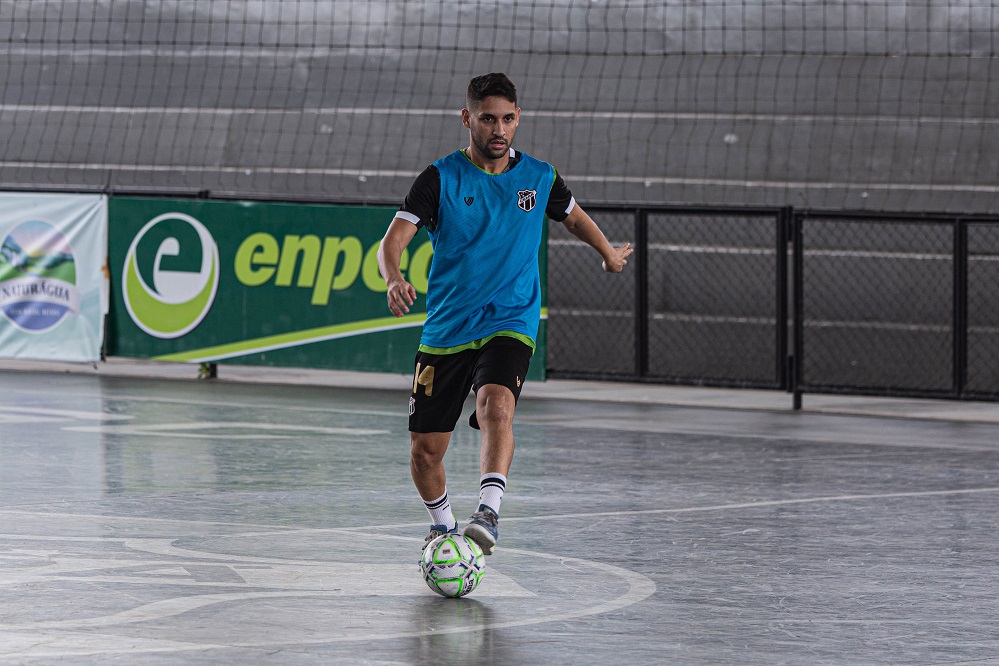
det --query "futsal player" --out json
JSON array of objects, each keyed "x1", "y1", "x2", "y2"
[{"x1": 377, "y1": 72, "x2": 633, "y2": 555}]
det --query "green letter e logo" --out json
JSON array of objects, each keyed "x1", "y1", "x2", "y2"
[{"x1": 123, "y1": 212, "x2": 219, "y2": 339}]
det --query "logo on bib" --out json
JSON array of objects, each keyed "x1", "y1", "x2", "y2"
[{"x1": 517, "y1": 189, "x2": 537, "y2": 212}]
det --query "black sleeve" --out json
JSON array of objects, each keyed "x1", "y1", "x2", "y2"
[
  {"x1": 399, "y1": 165, "x2": 440, "y2": 232},
  {"x1": 546, "y1": 170, "x2": 574, "y2": 222}
]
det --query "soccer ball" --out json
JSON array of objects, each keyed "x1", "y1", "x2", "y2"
[{"x1": 420, "y1": 532, "x2": 485, "y2": 598}]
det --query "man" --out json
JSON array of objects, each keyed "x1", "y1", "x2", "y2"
[{"x1": 377, "y1": 72, "x2": 632, "y2": 556}]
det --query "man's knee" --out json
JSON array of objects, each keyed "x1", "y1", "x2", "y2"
[
  {"x1": 475, "y1": 385, "x2": 516, "y2": 428},
  {"x1": 410, "y1": 433, "x2": 449, "y2": 471}
]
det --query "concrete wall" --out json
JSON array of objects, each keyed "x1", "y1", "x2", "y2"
[{"x1": 1, "y1": 1, "x2": 996, "y2": 213}]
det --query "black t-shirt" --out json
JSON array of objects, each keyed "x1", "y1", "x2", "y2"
[{"x1": 398, "y1": 151, "x2": 574, "y2": 232}]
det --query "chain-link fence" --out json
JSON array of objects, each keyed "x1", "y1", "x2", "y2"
[
  {"x1": 548, "y1": 207, "x2": 784, "y2": 388},
  {"x1": 548, "y1": 206, "x2": 999, "y2": 402},
  {"x1": 795, "y1": 216, "x2": 955, "y2": 394},
  {"x1": 646, "y1": 211, "x2": 783, "y2": 388},
  {"x1": 967, "y1": 223, "x2": 999, "y2": 398},
  {"x1": 547, "y1": 211, "x2": 637, "y2": 378}
]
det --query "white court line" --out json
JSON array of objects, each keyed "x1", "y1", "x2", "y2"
[
  {"x1": 0, "y1": 414, "x2": 72, "y2": 424},
  {"x1": 312, "y1": 487, "x2": 999, "y2": 534},
  {"x1": 0, "y1": 406, "x2": 133, "y2": 421},
  {"x1": 0, "y1": 529, "x2": 656, "y2": 657},
  {"x1": 62, "y1": 421, "x2": 389, "y2": 439},
  {"x1": 498, "y1": 486, "x2": 999, "y2": 523},
  {"x1": 517, "y1": 415, "x2": 999, "y2": 452},
  {"x1": 3, "y1": 392, "x2": 402, "y2": 419},
  {"x1": 0, "y1": 510, "x2": 305, "y2": 532},
  {"x1": 0, "y1": 568, "x2": 654, "y2": 658},
  {"x1": 139, "y1": 399, "x2": 402, "y2": 418},
  {"x1": 7, "y1": 487, "x2": 993, "y2": 537},
  {"x1": 4, "y1": 487, "x2": 994, "y2": 655}
]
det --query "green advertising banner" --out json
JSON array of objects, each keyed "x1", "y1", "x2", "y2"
[{"x1": 108, "y1": 197, "x2": 546, "y2": 379}]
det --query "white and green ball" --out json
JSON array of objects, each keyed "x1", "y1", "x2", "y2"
[{"x1": 420, "y1": 533, "x2": 485, "y2": 598}]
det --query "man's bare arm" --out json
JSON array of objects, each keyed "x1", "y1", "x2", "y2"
[
  {"x1": 377, "y1": 218, "x2": 420, "y2": 316},
  {"x1": 560, "y1": 204, "x2": 633, "y2": 273}
]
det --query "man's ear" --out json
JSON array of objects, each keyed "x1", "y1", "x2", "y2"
[{"x1": 461, "y1": 108, "x2": 471, "y2": 128}]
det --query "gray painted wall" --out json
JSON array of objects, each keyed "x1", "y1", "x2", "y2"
[{"x1": 1, "y1": 1, "x2": 996, "y2": 213}]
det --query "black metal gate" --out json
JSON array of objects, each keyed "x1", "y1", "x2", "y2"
[{"x1": 547, "y1": 206, "x2": 999, "y2": 405}]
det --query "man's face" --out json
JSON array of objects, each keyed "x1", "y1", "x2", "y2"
[{"x1": 462, "y1": 96, "x2": 520, "y2": 161}]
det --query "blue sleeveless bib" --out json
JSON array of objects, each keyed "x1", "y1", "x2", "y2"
[{"x1": 420, "y1": 149, "x2": 554, "y2": 349}]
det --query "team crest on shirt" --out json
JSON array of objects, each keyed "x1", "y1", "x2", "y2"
[{"x1": 517, "y1": 189, "x2": 537, "y2": 212}]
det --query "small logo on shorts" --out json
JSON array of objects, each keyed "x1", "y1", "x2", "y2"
[
  {"x1": 464, "y1": 196, "x2": 474, "y2": 206},
  {"x1": 516, "y1": 376, "x2": 521, "y2": 388},
  {"x1": 517, "y1": 189, "x2": 537, "y2": 212},
  {"x1": 409, "y1": 396, "x2": 416, "y2": 416}
]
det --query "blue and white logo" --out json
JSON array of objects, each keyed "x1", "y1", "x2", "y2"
[{"x1": 0, "y1": 220, "x2": 80, "y2": 333}]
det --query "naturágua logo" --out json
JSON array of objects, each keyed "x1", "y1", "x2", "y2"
[
  {"x1": 123, "y1": 212, "x2": 219, "y2": 339},
  {"x1": 0, "y1": 220, "x2": 80, "y2": 333}
]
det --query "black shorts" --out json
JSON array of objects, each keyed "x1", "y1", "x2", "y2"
[{"x1": 409, "y1": 335, "x2": 533, "y2": 433}]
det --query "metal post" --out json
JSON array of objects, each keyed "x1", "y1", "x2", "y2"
[
  {"x1": 954, "y1": 220, "x2": 968, "y2": 397},
  {"x1": 791, "y1": 211, "x2": 804, "y2": 410},
  {"x1": 635, "y1": 209, "x2": 649, "y2": 378},
  {"x1": 777, "y1": 206, "x2": 791, "y2": 391}
]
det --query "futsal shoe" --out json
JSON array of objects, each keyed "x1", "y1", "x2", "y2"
[
  {"x1": 462, "y1": 505, "x2": 499, "y2": 555},
  {"x1": 423, "y1": 524, "x2": 457, "y2": 552}
]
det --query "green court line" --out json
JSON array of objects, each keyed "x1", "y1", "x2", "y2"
[{"x1": 151, "y1": 308, "x2": 549, "y2": 363}]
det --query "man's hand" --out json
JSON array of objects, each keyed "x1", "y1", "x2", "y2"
[
  {"x1": 602, "y1": 242, "x2": 634, "y2": 273},
  {"x1": 386, "y1": 278, "x2": 417, "y2": 317}
]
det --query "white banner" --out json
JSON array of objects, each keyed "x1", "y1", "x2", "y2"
[{"x1": 0, "y1": 193, "x2": 109, "y2": 362}]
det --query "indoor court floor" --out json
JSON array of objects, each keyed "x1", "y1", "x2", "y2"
[{"x1": 2, "y1": 365, "x2": 999, "y2": 664}]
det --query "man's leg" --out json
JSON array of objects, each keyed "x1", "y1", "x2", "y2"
[
  {"x1": 411, "y1": 431, "x2": 452, "y2": 500},
  {"x1": 475, "y1": 384, "x2": 516, "y2": 478},
  {"x1": 411, "y1": 431, "x2": 457, "y2": 547},
  {"x1": 462, "y1": 384, "x2": 516, "y2": 555}
]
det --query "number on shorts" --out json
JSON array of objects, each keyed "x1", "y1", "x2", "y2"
[{"x1": 413, "y1": 362, "x2": 435, "y2": 397}]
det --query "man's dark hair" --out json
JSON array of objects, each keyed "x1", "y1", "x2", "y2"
[{"x1": 466, "y1": 73, "x2": 518, "y2": 108}]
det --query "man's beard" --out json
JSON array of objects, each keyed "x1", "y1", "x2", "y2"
[{"x1": 474, "y1": 135, "x2": 508, "y2": 159}]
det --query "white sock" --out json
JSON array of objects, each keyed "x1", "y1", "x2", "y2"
[
  {"x1": 478, "y1": 473, "x2": 507, "y2": 516},
  {"x1": 424, "y1": 490, "x2": 456, "y2": 530}
]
